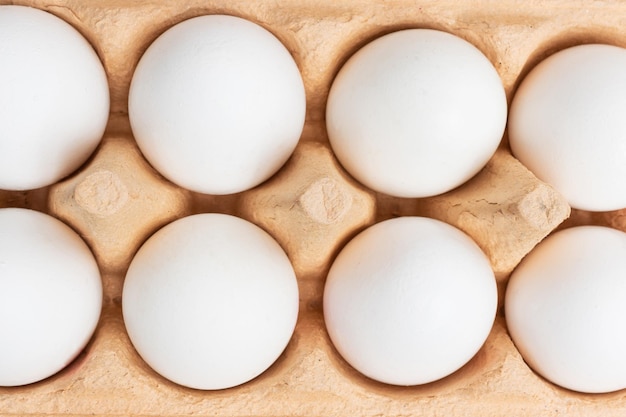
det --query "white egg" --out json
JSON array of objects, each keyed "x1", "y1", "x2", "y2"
[
  {"x1": 506, "y1": 226, "x2": 626, "y2": 393},
  {"x1": 325, "y1": 29, "x2": 507, "y2": 198},
  {"x1": 129, "y1": 15, "x2": 306, "y2": 195},
  {"x1": 0, "y1": 208, "x2": 102, "y2": 386},
  {"x1": 122, "y1": 213, "x2": 299, "y2": 390},
  {"x1": 323, "y1": 217, "x2": 497, "y2": 386},
  {"x1": 0, "y1": 5, "x2": 110, "y2": 191},
  {"x1": 509, "y1": 44, "x2": 626, "y2": 212}
]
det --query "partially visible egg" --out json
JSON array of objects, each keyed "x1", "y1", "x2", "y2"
[
  {"x1": 326, "y1": 29, "x2": 507, "y2": 198},
  {"x1": 323, "y1": 217, "x2": 497, "y2": 386},
  {"x1": 506, "y1": 226, "x2": 626, "y2": 393},
  {"x1": 122, "y1": 213, "x2": 299, "y2": 390},
  {"x1": 0, "y1": 5, "x2": 110, "y2": 191},
  {"x1": 509, "y1": 44, "x2": 626, "y2": 211},
  {"x1": 0, "y1": 208, "x2": 102, "y2": 386},
  {"x1": 129, "y1": 15, "x2": 306, "y2": 195}
]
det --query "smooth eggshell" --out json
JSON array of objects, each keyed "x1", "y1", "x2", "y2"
[
  {"x1": 0, "y1": 5, "x2": 110, "y2": 191},
  {"x1": 323, "y1": 216, "x2": 497, "y2": 386},
  {"x1": 506, "y1": 226, "x2": 626, "y2": 393},
  {"x1": 122, "y1": 213, "x2": 299, "y2": 390},
  {"x1": 0, "y1": 208, "x2": 102, "y2": 386},
  {"x1": 326, "y1": 29, "x2": 507, "y2": 198},
  {"x1": 128, "y1": 14, "x2": 306, "y2": 195},
  {"x1": 509, "y1": 44, "x2": 626, "y2": 211}
]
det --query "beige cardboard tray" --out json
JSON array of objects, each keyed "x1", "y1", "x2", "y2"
[{"x1": 1, "y1": 0, "x2": 626, "y2": 415}]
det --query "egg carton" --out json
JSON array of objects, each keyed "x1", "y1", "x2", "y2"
[{"x1": 2, "y1": 0, "x2": 626, "y2": 415}]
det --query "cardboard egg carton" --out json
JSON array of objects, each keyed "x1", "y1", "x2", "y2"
[{"x1": 1, "y1": 0, "x2": 626, "y2": 415}]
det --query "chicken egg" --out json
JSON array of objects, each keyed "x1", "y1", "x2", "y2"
[
  {"x1": 509, "y1": 44, "x2": 626, "y2": 211},
  {"x1": 129, "y1": 15, "x2": 306, "y2": 195},
  {"x1": 0, "y1": 5, "x2": 109, "y2": 191},
  {"x1": 122, "y1": 213, "x2": 299, "y2": 390},
  {"x1": 506, "y1": 225, "x2": 626, "y2": 393},
  {"x1": 323, "y1": 216, "x2": 497, "y2": 386},
  {"x1": 326, "y1": 29, "x2": 507, "y2": 198},
  {"x1": 0, "y1": 208, "x2": 102, "y2": 386}
]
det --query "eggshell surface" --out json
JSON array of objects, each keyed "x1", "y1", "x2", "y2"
[
  {"x1": 505, "y1": 226, "x2": 626, "y2": 393},
  {"x1": 128, "y1": 15, "x2": 306, "y2": 195},
  {"x1": 323, "y1": 216, "x2": 497, "y2": 386},
  {"x1": 0, "y1": 208, "x2": 102, "y2": 386},
  {"x1": 325, "y1": 29, "x2": 507, "y2": 198},
  {"x1": 122, "y1": 213, "x2": 299, "y2": 390},
  {"x1": 0, "y1": 5, "x2": 110, "y2": 191},
  {"x1": 509, "y1": 44, "x2": 626, "y2": 211}
]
